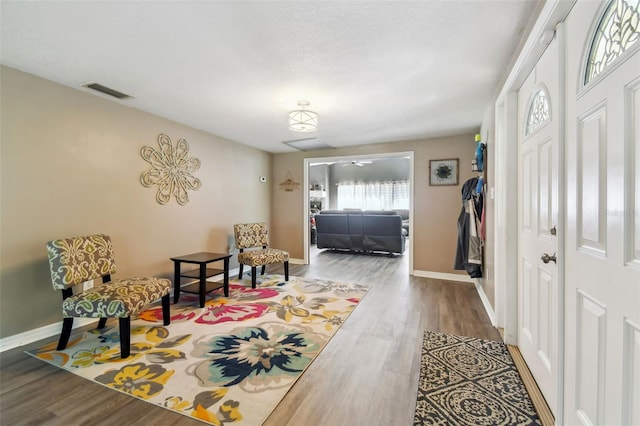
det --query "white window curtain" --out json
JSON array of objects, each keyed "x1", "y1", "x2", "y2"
[{"x1": 336, "y1": 181, "x2": 409, "y2": 211}]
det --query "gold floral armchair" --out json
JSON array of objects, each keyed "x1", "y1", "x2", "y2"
[
  {"x1": 46, "y1": 234, "x2": 171, "y2": 358},
  {"x1": 233, "y1": 223, "x2": 289, "y2": 288}
]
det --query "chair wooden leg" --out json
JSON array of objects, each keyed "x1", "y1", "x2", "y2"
[
  {"x1": 162, "y1": 294, "x2": 171, "y2": 326},
  {"x1": 284, "y1": 261, "x2": 289, "y2": 281},
  {"x1": 251, "y1": 266, "x2": 257, "y2": 288},
  {"x1": 57, "y1": 317, "x2": 74, "y2": 350},
  {"x1": 238, "y1": 264, "x2": 244, "y2": 279},
  {"x1": 261, "y1": 265, "x2": 266, "y2": 276},
  {"x1": 97, "y1": 318, "x2": 108, "y2": 329},
  {"x1": 119, "y1": 317, "x2": 131, "y2": 358}
]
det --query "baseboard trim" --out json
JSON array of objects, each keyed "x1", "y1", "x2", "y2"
[
  {"x1": 289, "y1": 258, "x2": 305, "y2": 265},
  {"x1": 0, "y1": 318, "x2": 97, "y2": 353},
  {"x1": 473, "y1": 278, "x2": 497, "y2": 326},
  {"x1": 412, "y1": 270, "x2": 474, "y2": 283}
]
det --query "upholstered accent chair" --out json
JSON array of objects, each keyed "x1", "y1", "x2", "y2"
[
  {"x1": 46, "y1": 234, "x2": 171, "y2": 358},
  {"x1": 233, "y1": 223, "x2": 289, "y2": 288}
]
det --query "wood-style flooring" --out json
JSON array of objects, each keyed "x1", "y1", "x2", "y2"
[{"x1": 0, "y1": 244, "x2": 499, "y2": 425}]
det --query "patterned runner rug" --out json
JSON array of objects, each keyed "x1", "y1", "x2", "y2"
[
  {"x1": 28, "y1": 274, "x2": 368, "y2": 425},
  {"x1": 414, "y1": 330, "x2": 541, "y2": 425}
]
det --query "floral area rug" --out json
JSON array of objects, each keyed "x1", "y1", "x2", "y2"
[
  {"x1": 414, "y1": 330, "x2": 541, "y2": 425},
  {"x1": 28, "y1": 274, "x2": 369, "y2": 425}
]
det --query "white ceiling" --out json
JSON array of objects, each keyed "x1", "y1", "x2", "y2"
[{"x1": 0, "y1": 1, "x2": 541, "y2": 154}]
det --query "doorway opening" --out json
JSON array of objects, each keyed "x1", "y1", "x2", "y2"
[{"x1": 302, "y1": 151, "x2": 414, "y2": 275}]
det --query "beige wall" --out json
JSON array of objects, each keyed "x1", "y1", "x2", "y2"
[
  {"x1": 0, "y1": 65, "x2": 496, "y2": 340},
  {"x1": 270, "y1": 134, "x2": 480, "y2": 274},
  {"x1": 0, "y1": 66, "x2": 272, "y2": 338}
]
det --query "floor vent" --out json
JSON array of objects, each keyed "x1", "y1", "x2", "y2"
[{"x1": 83, "y1": 83, "x2": 132, "y2": 99}]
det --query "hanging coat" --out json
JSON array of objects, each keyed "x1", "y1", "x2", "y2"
[{"x1": 454, "y1": 177, "x2": 483, "y2": 278}]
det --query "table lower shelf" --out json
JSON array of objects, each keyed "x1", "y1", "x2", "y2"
[{"x1": 179, "y1": 280, "x2": 225, "y2": 296}]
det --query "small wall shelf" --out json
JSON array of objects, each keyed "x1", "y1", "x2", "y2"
[{"x1": 309, "y1": 190, "x2": 327, "y2": 198}]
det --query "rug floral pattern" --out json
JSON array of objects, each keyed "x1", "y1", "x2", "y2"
[{"x1": 30, "y1": 275, "x2": 369, "y2": 425}]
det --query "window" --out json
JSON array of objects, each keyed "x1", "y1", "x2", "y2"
[
  {"x1": 525, "y1": 87, "x2": 551, "y2": 136},
  {"x1": 336, "y1": 181, "x2": 409, "y2": 211},
  {"x1": 585, "y1": 0, "x2": 640, "y2": 84}
]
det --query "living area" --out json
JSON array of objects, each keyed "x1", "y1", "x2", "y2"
[{"x1": 308, "y1": 155, "x2": 411, "y2": 257}]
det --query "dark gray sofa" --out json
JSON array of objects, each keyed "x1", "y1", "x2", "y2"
[
  {"x1": 315, "y1": 210, "x2": 406, "y2": 254},
  {"x1": 394, "y1": 209, "x2": 410, "y2": 235}
]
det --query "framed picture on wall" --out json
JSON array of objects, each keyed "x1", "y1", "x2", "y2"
[{"x1": 429, "y1": 158, "x2": 459, "y2": 186}]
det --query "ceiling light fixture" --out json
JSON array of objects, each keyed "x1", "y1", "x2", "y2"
[{"x1": 288, "y1": 100, "x2": 318, "y2": 132}]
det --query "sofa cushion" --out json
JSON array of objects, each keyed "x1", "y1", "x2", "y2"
[
  {"x1": 362, "y1": 215, "x2": 403, "y2": 236},
  {"x1": 362, "y1": 215, "x2": 405, "y2": 254},
  {"x1": 315, "y1": 214, "x2": 352, "y2": 250}
]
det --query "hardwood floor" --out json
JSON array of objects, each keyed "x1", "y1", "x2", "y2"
[{"x1": 0, "y1": 244, "x2": 499, "y2": 425}]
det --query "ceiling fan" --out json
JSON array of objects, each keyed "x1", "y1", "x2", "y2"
[{"x1": 343, "y1": 160, "x2": 373, "y2": 167}]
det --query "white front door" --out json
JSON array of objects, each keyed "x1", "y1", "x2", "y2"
[
  {"x1": 564, "y1": 0, "x2": 640, "y2": 424},
  {"x1": 517, "y1": 32, "x2": 561, "y2": 416}
]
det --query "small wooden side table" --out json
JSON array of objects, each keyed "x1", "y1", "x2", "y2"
[{"x1": 170, "y1": 252, "x2": 232, "y2": 308}]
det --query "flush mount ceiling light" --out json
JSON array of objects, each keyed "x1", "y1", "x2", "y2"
[{"x1": 288, "y1": 100, "x2": 318, "y2": 132}]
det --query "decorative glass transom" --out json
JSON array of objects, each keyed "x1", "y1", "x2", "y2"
[
  {"x1": 525, "y1": 88, "x2": 550, "y2": 136},
  {"x1": 585, "y1": 0, "x2": 640, "y2": 84}
]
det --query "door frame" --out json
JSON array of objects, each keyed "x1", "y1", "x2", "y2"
[
  {"x1": 302, "y1": 151, "x2": 415, "y2": 275},
  {"x1": 493, "y1": 0, "x2": 576, "y2": 420}
]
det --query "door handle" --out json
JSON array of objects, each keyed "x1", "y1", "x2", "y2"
[{"x1": 541, "y1": 253, "x2": 557, "y2": 264}]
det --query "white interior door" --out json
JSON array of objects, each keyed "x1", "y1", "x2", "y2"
[
  {"x1": 564, "y1": 1, "x2": 640, "y2": 424},
  {"x1": 517, "y1": 31, "x2": 561, "y2": 416}
]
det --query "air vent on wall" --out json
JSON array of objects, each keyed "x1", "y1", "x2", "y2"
[{"x1": 83, "y1": 83, "x2": 132, "y2": 99}]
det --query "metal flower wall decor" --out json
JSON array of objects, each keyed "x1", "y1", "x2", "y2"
[{"x1": 140, "y1": 134, "x2": 202, "y2": 205}]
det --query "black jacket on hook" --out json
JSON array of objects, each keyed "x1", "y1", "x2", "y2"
[{"x1": 454, "y1": 177, "x2": 483, "y2": 278}]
